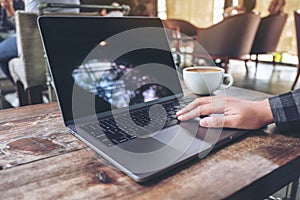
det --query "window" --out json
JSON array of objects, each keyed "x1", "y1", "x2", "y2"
[
  {"x1": 213, "y1": 0, "x2": 225, "y2": 23},
  {"x1": 157, "y1": 0, "x2": 167, "y2": 19}
]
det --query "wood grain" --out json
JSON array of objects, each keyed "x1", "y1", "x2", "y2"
[
  {"x1": 0, "y1": 103, "x2": 86, "y2": 169},
  {"x1": 1, "y1": 131, "x2": 300, "y2": 199}
]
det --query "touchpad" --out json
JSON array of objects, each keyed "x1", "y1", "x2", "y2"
[
  {"x1": 117, "y1": 137, "x2": 171, "y2": 153},
  {"x1": 152, "y1": 119, "x2": 206, "y2": 152}
]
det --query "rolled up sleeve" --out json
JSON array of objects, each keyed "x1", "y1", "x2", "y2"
[{"x1": 269, "y1": 89, "x2": 300, "y2": 133}]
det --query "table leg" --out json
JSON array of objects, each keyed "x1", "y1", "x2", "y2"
[{"x1": 289, "y1": 178, "x2": 299, "y2": 200}]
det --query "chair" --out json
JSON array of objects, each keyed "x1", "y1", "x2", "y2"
[
  {"x1": 194, "y1": 13, "x2": 260, "y2": 72},
  {"x1": 163, "y1": 19, "x2": 197, "y2": 38},
  {"x1": 292, "y1": 11, "x2": 300, "y2": 90},
  {"x1": 9, "y1": 11, "x2": 46, "y2": 106},
  {"x1": 247, "y1": 13, "x2": 287, "y2": 71}
]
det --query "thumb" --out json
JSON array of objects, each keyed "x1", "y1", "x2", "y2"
[{"x1": 200, "y1": 116, "x2": 225, "y2": 128}]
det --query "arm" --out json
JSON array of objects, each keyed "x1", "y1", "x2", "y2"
[
  {"x1": 0, "y1": 0, "x2": 24, "y2": 29},
  {"x1": 0, "y1": 0, "x2": 15, "y2": 17}
]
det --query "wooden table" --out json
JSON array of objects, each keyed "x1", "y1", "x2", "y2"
[{"x1": 1, "y1": 87, "x2": 300, "y2": 200}]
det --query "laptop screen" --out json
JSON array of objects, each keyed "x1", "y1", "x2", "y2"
[{"x1": 38, "y1": 17, "x2": 183, "y2": 123}]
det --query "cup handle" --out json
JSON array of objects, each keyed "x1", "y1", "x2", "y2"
[{"x1": 220, "y1": 74, "x2": 234, "y2": 89}]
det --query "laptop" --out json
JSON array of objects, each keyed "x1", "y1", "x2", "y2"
[{"x1": 38, "y1": 16, "x2": 246, "y2": 182}]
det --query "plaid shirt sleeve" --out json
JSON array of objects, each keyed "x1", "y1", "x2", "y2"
[{"x1": 269, "y1": 89, "x2": 300, "y2": 133}]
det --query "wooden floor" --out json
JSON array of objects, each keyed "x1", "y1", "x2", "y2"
[{"x1": 229, "y1": 59, "x2": 299, "y2": 95}]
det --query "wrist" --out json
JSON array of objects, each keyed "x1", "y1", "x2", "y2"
[{"x1": 258, "y1": 99, "x2": 274, "y2": 126}]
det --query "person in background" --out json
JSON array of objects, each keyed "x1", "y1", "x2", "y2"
[
  {"x1": 0, "y1": 0, "x2": 23, "y2": 84},
  {"x1": 176, "y1": 89, "x2": 300, "y2": 133},
  {"x1": 223, "y1": 0, "x2": 257, "y2": 18},
  {"x1": 24, "y1": 0, "x2": 80, "y2": 13},
  {"x1": 136, "y1": 3, "x2": 155, "y2": 17},
  {"x1": 0, "y1": 0, "x2": 24, "y2": 41},
  {"x1": 268, "y1": 0, "x2": 285, "y2": 15},
  {"x1": 0, "y1": 0, "x2": 80, "y2": 107},
  {"x1": 100, "y1": 2, "x2": 123, "y2": 17}
]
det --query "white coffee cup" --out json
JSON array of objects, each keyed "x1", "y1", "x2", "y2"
[{"x1": 183, "y1": 66, "x2": 234, "y2": 95}]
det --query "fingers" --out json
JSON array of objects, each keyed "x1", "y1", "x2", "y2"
[
  {"x1": 200, "y1": 116, "x2": 225, "y2": 128},
  {"x1": 177, "y1": 105, "x2": 202, "y2": 120},
  {"x1": 177, "y1": 103, "x2": 212, "y2": 120},
  {"x1": 177, "y1": 96, "x2": 212, "y2": 116},
  {"x1": 177, "y1": 96, "x2": 226, "y2": 121},
  {"x1": 200, "y1": 115, "x2": 240, "y2": 129}
]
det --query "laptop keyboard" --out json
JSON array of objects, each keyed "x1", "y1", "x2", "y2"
[{"x1": 80, "y1": 98, "x2": 193, "y2": 147}]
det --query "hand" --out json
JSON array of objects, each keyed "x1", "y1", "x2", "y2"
[
  {"x1": 176, "y1": 95, "x2": 274, "y2": 130},
  {"x1": 0, "y1": 0, "x2": 14, "y2": 17},
  {"x1": 0, "y1": 0, "x2": 12, "y2": 9}
]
